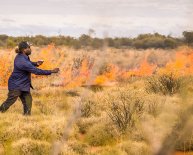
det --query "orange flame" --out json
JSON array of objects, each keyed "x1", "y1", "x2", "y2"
[
  {"x1": 1, "y1": 45, "x2": 193, "y2": 88},
  {"x1": 157, "y1": 48, "x2": 193, "y2": 76}
]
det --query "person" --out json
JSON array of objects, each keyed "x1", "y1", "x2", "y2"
[{"x1": 0, "y1": 41, "x2": 59, "y2": 115}]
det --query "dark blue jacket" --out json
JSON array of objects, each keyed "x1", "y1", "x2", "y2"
[{"x1": 8, "y1": 53, "x2": 52, "y2": 92}]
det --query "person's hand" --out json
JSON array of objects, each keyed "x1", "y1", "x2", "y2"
[
  {"x1": 37, "y1": 60, "x2": 44, "y2": 66},
  {"x1": 51, "y1": 68, "x2": 60, "y2": 73}
]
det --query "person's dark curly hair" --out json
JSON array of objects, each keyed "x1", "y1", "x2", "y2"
[{"x1": 15, "y1": 47, "x2": 22, "y2": 53}]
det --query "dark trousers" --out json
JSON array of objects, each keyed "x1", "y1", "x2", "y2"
[{"x1": 0, "y1": 90, "x2": 32, "y2": 115}]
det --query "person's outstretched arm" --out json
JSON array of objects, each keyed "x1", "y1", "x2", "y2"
[
  {"x1": 17, "y1": 60, "x2": 53, "y2": 75},
  {"x1": 31, "y1": 61, "x2": 39, "y2": 67}
]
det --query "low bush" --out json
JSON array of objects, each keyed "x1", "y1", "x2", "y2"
[
  {"x1": 146, "y1": 73, "x2": 182, "y2": 95},
  {"x1": 106, "y1": 89, "x2": 145, "y2": 133}
]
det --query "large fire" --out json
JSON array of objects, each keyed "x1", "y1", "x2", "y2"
[{"x1": 0, "y1": 45, "x2": 193, "y2": 88}]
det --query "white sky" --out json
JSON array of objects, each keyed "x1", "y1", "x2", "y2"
[{"x1": 0, "y1": 0, "x2": 192, "y2": 37}]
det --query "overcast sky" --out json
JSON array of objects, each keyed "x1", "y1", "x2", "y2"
[{"x1": 0, "y1": 0, "x2": 192, "y2": 37}]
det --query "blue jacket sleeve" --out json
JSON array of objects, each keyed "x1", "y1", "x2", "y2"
[
  {"x1": 17, "y1": 59, "x2": 52, "y2": 75},
  {"x1": 31, "y1": 61, "x2": 39, "y2": 67}
]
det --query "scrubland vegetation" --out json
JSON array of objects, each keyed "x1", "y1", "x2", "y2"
[
  {"x1": 0, "y1": 31, "x2": 193, "y2": 49},
  {"x1": 0, "y1": 41, "x2": 193, "y2": 155}
]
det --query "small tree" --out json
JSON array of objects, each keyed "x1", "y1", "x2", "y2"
[{"x1": 183, "y1": 31, "x2": 193, "y2": 44}]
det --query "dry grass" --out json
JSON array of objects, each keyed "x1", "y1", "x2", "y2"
[{"x1": 0, "y1": 46, "x2": 193, "y2": 154}]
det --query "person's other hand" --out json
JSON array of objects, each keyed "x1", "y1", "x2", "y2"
[
  {"x1": 37, "y1": 60, "x2": 44, "y2": 66},
  {"x1": 51, "y1": 68, "x2": 60, "y2": 73}
]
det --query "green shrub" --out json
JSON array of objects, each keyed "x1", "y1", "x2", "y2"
[
  {"x1": 106, "y1": 90, "x2": 145, "y2": 133},
  {"x1": 146, "y1": 73, "x2": 182, "y2": 95}
]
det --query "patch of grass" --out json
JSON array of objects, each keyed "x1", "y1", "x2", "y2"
[
  {"x1": 119, "y1": 140, "x2": 150, "y2": 155},
  {"x1": 12, "y1": 138, "x2": 51, "y2": 155},
  {"x1": 85, "y1": 122, "x2": 116, "y2": 146},
  {"x1": 68, "y1": 141, "x2": 89, "y2": 155},
  {"x1": 76, "y1": 117, "x2": 100, "y2": 134}
]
